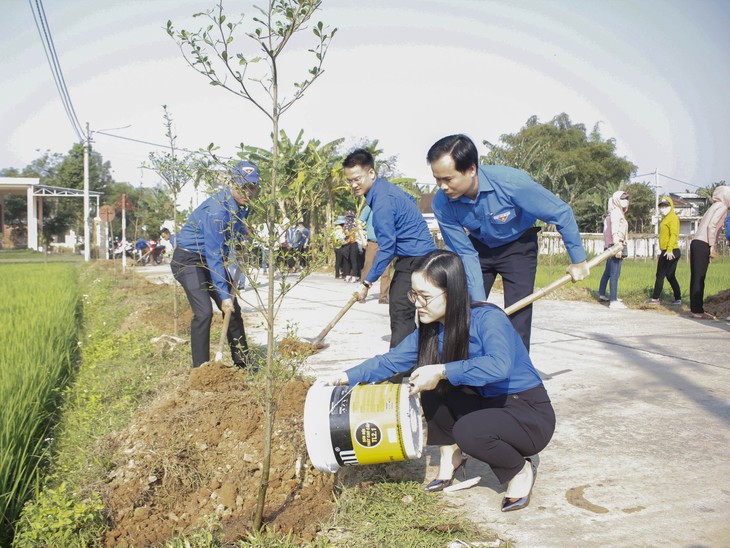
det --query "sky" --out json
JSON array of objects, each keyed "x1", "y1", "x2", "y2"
[{"x1": 2, "y1": 0, "x2": 730, "y2": 199}]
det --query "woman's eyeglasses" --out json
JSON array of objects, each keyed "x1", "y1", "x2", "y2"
[{"x1": 406, "y1": 289, "x2": 445, "y2": 307}]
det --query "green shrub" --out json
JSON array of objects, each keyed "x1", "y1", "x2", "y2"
[{"x1": 12, "y1": 482, "x2": 105, "y2": 548}]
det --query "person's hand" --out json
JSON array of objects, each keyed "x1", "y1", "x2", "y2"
[
  {"x1": 566, "y1": 261, "x2": 590, "y2": 282},
  {"x1": 357, "y1": 283, "x2": 369, "y2": 303},
  {"x1": 665, "y1": 250, "x2": 675, "y2": 261},
  {"x1": 315, "y1": 372, "x2": 349, "y2": 386},
  {"x1": 710, "y1": 245, "x2": 716, "y2": 261},
  {"x1": 616, "y1": 249, "x2": 623, "y2": 259},
  {"x1": 221, "y1": 298, "x2": 235, "y2": 314},
  {"x1": 408, "y1": 364, "x2": 446, "y2": 396}
]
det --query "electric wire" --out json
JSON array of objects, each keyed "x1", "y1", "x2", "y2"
[
  {"x1": 94, "y1": 130, "x2": 235, "y2": 161},
  {"x1": 29, "y1": 0, "x2": 84, "y2": 141}
]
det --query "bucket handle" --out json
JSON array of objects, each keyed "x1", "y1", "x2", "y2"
[{"x1": 328, "y1": 382, "x2": 360, "y2": 415}]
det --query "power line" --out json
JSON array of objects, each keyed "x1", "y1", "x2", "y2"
[
  {"x1": 658, "y1": 172, "x2": 699, "y2": 189},
  {"x1": 94, "y1": 130, "x2": 235, "y2": 161},
  {"x1": 29, "y1": 0, "x2": 84, "y2": 141},
  {"x1": 631, "y1": 170, "x2": 702, "y2": 190}
]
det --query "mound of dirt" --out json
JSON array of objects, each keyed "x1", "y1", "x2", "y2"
[
  {"x1": 102, "y1": 362, "x2": 335, "y2": 546},
  {"x1": 704, "y1": 289, "x2": 730, "y2": 319}
]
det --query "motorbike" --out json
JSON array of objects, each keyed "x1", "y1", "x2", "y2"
[
  {"x1": 112, "y1": 239, "x2": 135, "y2": 259},
  {"x1": 136, "y1": 239, "x2": 166, "y2": 266}
]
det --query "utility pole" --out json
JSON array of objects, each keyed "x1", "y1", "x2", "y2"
[{"x1": 83, "y1": 122, "x2": 91, "y2": 261}]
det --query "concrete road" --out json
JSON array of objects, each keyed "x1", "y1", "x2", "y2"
[{"x1": 148, "y1": 265, "x2": 730, "y2": 547}]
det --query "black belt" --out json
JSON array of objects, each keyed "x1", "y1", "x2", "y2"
[{"x1": 177, "y1": 246, "x2": 201, "y2": 255}]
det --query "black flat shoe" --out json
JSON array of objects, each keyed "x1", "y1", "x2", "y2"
[
  {"x1": 424, "y1": 454, "x2": 468, "y2": 493},
  {"x1": 501, "y1": 459, "x2": 537, "y2": 512}
]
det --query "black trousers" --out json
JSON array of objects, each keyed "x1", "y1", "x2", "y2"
[
  {"x1": 171, "y1": 247, "x2": 249, "y2": 367},
  {"x1": 651, "y1": 249, "x2": 681, "y2": 300},
  {"x1": 388, "y1": 255, "x2": 420, "y2": 348},
  {"x1": 689, "y1": 240, "x2": 710, "y2": 313},
  {"x1": 334, "y1": 245, "x2": 347, "y2": 277},
  {"x1": 343, "y1": 242, "x2": 361, "y2": 278},
  {"x1": 421, "y1": 383, "x2": 555, "y2": 484},
  {"x1": 470, "y1": 231, "x2": 538, "y2": 351}
]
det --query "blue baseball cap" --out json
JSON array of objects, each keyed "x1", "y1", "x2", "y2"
[{"x1": 232, "y1": 161, "x2": 260, "y2": 184}]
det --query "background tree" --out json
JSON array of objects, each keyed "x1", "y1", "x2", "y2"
[
  {"x1": 623, "y1": 181, "x2": 656, "y2": 233},
  {"x1": 483, "y1": 113, "x2": 636, "y2": 231},
  {"x1": 145, "y1": 106, "x2": 197, "y2": 231},
  {"x1": 696, "y1": 181, "x2": 727, "y2": 216},
  {"x1": 145, "y1": 105, "x2": 198, "y2": 336},
  {"x1": 1, "y1": 146, "x2": 114, "y2": 247},
  {"x1": 168, "y1": 0, "x2": 336, "y2": 530}
]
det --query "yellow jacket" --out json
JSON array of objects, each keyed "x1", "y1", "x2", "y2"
[{"x1": 658, "y1": 196, "x2": 680, "y2": 251}]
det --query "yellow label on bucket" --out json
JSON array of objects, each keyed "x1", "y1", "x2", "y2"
[{"x1": 349, "y1": 384, "x2": 406, "y2": 464}]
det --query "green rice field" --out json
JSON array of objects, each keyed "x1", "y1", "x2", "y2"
[{"x1": 0, "y1": 262, "x2": 80, "y2": 544}]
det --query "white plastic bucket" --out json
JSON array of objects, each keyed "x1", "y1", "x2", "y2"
[{"x1": 304, "y1": 383, "x2": 423, "y2": 473}]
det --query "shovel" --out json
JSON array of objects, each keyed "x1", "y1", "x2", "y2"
[
  {"x1": 214, "y1": 309, "x2": 232, "y2": 362},
  {"x1": 504, "y1": 243, "x2": 622, "y2": 315},
  {"x1": 309, "y1": 291, "x2": 361, "y2": 350}
]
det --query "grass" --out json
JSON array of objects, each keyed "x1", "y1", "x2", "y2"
[
  {"x1": 0, "y1": 249, "x2": 83, "y2": 263},
  {"x1": 0, "y1": 263, "x2": 80, "y2": 546},
  {"x1": 329, "y1": 480, "x2": 502, "y2": 547},
  {"x1": 11, "y1": 262, "x2": 190, "y2": 546},
  {"x1": 534, "y1": 253, "x2": 730, "y2": 307}
]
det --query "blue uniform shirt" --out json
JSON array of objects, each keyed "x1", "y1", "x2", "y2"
[
  {"x1": 346, "y1": 305, "x2": 543, "y2": 398},
  {"x1": 433, "y1": 165, "x2": 587, "y2": 302},
  {"x1": 364, "y1": 177, "x2": 436, "y2": 283},
  {"x1": 176, "y1": 187, "x2": 249, "y2": 300}
]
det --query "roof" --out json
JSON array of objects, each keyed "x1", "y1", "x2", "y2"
[{"x1": 0, "y1": 177, "x2": 101, "y2": 197}]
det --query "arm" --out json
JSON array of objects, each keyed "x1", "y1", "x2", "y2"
[
  {"x1": 667, "y1": 215, "x2": 680, "y2": 251},
  {"x1": 344, "y1": 330, "x2": 419, "y2": 385},
  {"x1": 201, "y1": 209, "x2": 233, "y2": 301},
  {"x1": 432, "y1": 193, "x2": 487, "y2": 302},
  {"x1": 365, "y1": 197, "x2": 397, "y2": 283},
  {"x1": 511, "y1": 174, "x2": 587, "y2": 264}
]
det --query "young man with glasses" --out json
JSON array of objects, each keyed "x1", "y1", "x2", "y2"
[{"x1": 344, "y1": 149, "x2": 436, "y2": 348}]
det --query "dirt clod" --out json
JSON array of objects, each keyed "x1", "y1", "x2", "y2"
[
  {"x1": 704, "y1": 289, "x2": 730, "y2": 319},
  {"x1": 102, "y1": 362, "x2": 335, "y2": 546}
]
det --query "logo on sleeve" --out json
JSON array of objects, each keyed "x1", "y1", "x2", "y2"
[{"x1": 492, "y1": 210, "x2": 514, "y2": 223}]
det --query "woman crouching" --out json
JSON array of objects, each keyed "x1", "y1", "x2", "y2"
[{"x1": 323, "y1": 249, "x2": 555, "y2": 512}]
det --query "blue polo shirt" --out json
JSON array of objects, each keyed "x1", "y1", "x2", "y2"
[
  {"x1": 433, "y1": 165, "x2": 587, "y2": 302},
  {"x1": 346, "y1": 304, "x2": 542, "y2": 398},
  {"x1": 364, "y1": 177, "x2": 437, "y2": 283},
  {"x1": 176, "y1": 187, "x2": 249, "y2": 300}
]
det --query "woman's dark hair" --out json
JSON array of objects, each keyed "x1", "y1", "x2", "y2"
[
  {"x1": 343, "y1": 148, "x2": 375, "y2": 171},
  {"x1": 426, "y1": 134, "x2": 478, "y2": 173},
  {"x1": 413, "y1": 250, "x2": 471, "y2": 368}
]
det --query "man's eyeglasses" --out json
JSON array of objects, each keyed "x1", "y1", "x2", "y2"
[
  {"x1": 406, "y1": 289, "x2": 445, "y2": 307},
  {"x1": 346, "y1": 174, "x2": 367, "y2": 186}
]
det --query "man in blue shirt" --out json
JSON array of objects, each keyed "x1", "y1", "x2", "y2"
[
  {"x1": 427, "y1": 134, "x2": 589, "y2": 350},
  {"x1": 170, "y1": 160, "x2": 260, "y2": 368},
  {"x1": 345, "y1": 149, "x2": 437, "y2": 348}
]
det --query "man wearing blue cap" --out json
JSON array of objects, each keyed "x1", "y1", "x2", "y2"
[{"x1": 171, "y1": 160, "x2": 260, "y2": 368}]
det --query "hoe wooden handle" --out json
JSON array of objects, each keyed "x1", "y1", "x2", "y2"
[
  {"x1": 312, "y1": 292, "x2": 360, "y2": 348},
  {"x1": 504, "y1": 243, "x2": 623, "y2": 316},
  {"x1": 214, "y1": 310, "x2": 232, "y2": 361}
]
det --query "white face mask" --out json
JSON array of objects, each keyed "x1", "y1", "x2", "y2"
[
  {"x1": 659, "y1": 206, "x2": 670, "y2": 216},
  {"x1": 619, "y1": 199, "x2": 629, "y2": 209}
]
